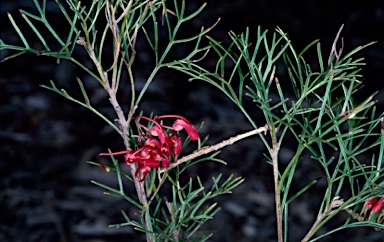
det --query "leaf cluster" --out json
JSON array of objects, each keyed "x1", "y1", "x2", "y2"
[{"x1": 169, "y1": 25, "x2": 384, "y2": 240}]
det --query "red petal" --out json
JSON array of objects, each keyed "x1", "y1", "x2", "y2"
[
  {"x1": 160, "y1": 156, "x2": 171, "y2": 168},
  {"x1": 160, "y1": 142, "x2": 172, "y2": 156},
  {"x1": 149, "y1": 126, "x2": 169, "y2": 143},
  {"x1": 366, "y1": 197, "x2": 379, "y2": 209},
  {"x1": 144, "y1": 158, "x2": 160, "y2": 168},
  {"x1": 170, "y1": 132, "x2": 182, "y2": 154},
  {"x1": 372, "y1": 197, "x2": 384, "y2": 213},
  {"x1": 173, "y1": 119, "x2": 199, "y2": 141},
  {"x1": 145, "y1": 137, "x2": 161, "y2": 150},
  {"x1": 135, "y1": 165, "x2": 151, "y2": 182}
]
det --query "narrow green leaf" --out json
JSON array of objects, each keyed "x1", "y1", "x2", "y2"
[
  {"x1": 286, "y1": 177, "x2": 322, "y2": 204},
  {"x1": 181, "y1": 2, "x2": 206, "y2": 23},
  {"x1": 20, "y1": 12, "x2": 51, "y2": 51},
  {"x1": 7, "y1": 13, "x2": 30, "y2": 49}
]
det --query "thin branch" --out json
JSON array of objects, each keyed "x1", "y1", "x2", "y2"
[
  {"x1": 106, "y1": 3, "x2": 120, "y2": 75},
  {"x1": 190, "y1": 49, "x2": 210, "y2": 63},
  {"x1": 271, "y1": 141, "x2": 283, "y2": 242},
  {"x1": 160, "y1": 125, "x2": 268, "y2": 172},
  {"x1": 123, "y1": 22, "x2": 139, "y2": 124},
  {"x1": 116, "y1": 0, "x2": 133, "y2": 23},
  {"x1": 148, "y1": 171, "x2": 167, "y2": 205},
  {"x1": 301, "y1": 196, "x2": 344, "y2": 242},
  {"x1": 344, "y1": 208, "x2": 366, "y2": 222},
  {"x1": 328, "y1": 24, "x2": 344, "y2": 65}
]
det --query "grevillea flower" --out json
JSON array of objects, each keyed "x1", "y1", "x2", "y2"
[{"x1": 96, "y1": 114, "x2": 199, "y2": 182}]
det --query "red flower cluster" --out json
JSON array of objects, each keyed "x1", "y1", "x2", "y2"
[{"x1": 97, "y1": 115, "x2": 199, "y2": 182}]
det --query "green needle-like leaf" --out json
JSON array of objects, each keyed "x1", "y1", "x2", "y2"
[{"x1": 7, "y1": 13, "x2": 30, "y2": 49}]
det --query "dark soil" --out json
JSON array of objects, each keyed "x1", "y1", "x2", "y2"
[{"x1": 1, "y1": 1, "x2": 384, "y2": 241}]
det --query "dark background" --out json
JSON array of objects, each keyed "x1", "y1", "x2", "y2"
[{"x1": 1, "y1": 0, "x2": 384, "y2": 241}]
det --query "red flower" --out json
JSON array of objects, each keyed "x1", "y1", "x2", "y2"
[{"x1": 96, "y1": 114, "x2": 199, "y2": 181}]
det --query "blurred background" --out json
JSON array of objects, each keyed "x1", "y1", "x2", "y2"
[{"x1": 1, "y1": 0, "x2": 384, "y2": 241}]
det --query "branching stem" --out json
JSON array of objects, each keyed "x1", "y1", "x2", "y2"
[{"x1": 85, "y1": 2, "x2": 153, "y2": 241}]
